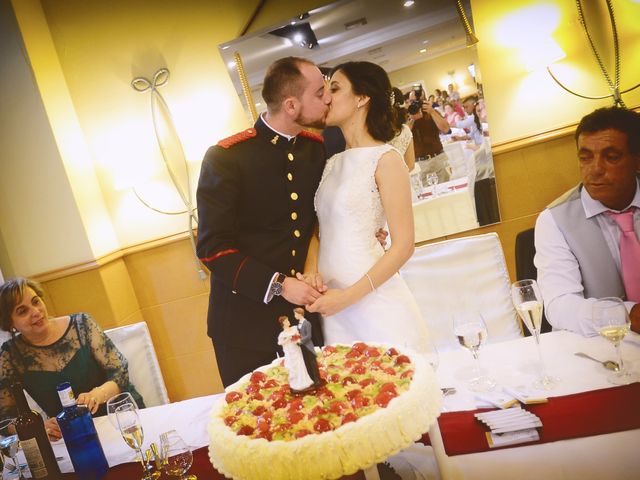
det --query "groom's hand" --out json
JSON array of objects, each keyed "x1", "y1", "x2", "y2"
[
  {"x1": 282, "y1": 277, "x2": 323, "y2": 306},
  {"x1": 296, "y1": 272, "x2": 327, "y2": 293}
]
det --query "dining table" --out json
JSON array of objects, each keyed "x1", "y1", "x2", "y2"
[{"x1": 10, "y1": 329, "x2": 638, "y2": 479}]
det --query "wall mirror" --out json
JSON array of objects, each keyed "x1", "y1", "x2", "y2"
[{"x1": 218, "y1": 0, "x2": 500, "y2": 243}]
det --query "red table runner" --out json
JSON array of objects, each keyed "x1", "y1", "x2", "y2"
[{"x1": 421, "y1": 382, "x2": 640, "y2": 456}]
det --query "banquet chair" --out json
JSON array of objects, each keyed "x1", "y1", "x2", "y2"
[
  {"x1": 514, "y1": 228, "x2": 552, "y2": 334},
  {"x1": 400, "y1": 233, "x2": 522, "y2": 351},
  {"x1": 443, "y1": 142, "x2": 467, "y2": 180},
  {"x1": 105, "y1": 322, "x2": 169, "y2": 407}
]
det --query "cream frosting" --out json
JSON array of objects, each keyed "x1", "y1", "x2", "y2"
[{"x1": 208, "y1": 345, "x2": 442, "y2": 480}]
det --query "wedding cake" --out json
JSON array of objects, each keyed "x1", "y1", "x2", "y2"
[{"x1": 208, "y1": 342, "x2": 441, "y2": 480}]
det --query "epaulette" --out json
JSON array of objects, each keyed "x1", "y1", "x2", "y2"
[
  {"x1": 298, "y1": 129, "x2": 324, "y2": 143},
  {"x1": 217, "y1": 128, "x2": 257, "y2": 149}
]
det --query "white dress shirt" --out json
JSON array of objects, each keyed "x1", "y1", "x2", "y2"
[{"x1": 534, "y1": 180, "x2": 640, "y2": 336}]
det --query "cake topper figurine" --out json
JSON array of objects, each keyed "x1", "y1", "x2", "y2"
[
  {"x1": 277, "y1": 316, "x2": 314, "y2": 393},
  {"x1": 293, "y1": 308, "x2": 322, "y2": 389}
]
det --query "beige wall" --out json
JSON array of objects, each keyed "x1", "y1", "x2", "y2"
[
  {"x1": 389, "y1": 47, "x2": 480, "y2": 100},
  {"x1": 1, "y1": 0, "x2": 638, "y2": 399}
]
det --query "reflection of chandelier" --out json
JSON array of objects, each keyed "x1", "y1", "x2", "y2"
[
  {"x1": 131, "y1": 68, "x2": 206, "y2": 280},
  {"x1": 455, "y1": 0, "x2": 478, "y2": 47},
  {"x1": 546, "y1": 0, "x2": 639, "y2": 107}
]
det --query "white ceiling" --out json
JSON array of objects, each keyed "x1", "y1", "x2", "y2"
[{"x1": 219, "y1": 0, "x2": 474, "y2": 98}]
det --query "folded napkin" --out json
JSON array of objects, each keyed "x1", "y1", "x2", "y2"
[{"x1": 421, "y1": 383, "x2": 640, "y2": 456}]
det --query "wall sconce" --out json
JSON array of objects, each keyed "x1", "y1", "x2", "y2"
[
  {"x1": 131, "y1": 68, "x2": 206, "y2": 280},
  {"x1": 546, "y1": 0, "x2": 639, "y2": 107}
]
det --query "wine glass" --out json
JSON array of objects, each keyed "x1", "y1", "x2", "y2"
[
  {"x1": 116, "y1": 403, "x2": 156, "y2": 480},
  {"x1": 593, "y1": 297, "x2": 637, "y2": 385},
  {"x1": 511, "y1": 279, "x2": 558, "y2": 390},
  {"x1": 452, "y1": 311, "x2": 496, "y2": 392},
  {"x1": 159, "y1": 430, "x2": 197, "y2": 480},
  {"x1": 425, "y1": 172, "x2": 439, "y2": 196},
  {"x1": 0, "y1": 418, "x2": 24, "y2": 479},
  {"x1": 107, "y1": 392, "x2": 139, "y2": 429}
]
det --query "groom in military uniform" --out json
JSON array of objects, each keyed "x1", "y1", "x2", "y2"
[{"x1": 196, "y1": 57, "x2": 331, "y2": 386}]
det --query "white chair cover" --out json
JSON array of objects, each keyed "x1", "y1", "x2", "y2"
[
  {"x1": 400, "y1": 233, "x2": 522, "y2": 351},
  {"x1": 105, "y1": 322, "x2": 169, "y2": 407}
]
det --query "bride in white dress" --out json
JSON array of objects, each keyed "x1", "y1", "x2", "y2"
[{"x1": 304, "y1": 61, "x2": 429, "y2": 352}]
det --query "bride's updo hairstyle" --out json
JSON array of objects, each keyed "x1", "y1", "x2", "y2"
[{"x1": 331, "y1": 61, "x2": 396, "y2": 142}]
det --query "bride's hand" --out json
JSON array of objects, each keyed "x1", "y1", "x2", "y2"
[
  {"x1": 296, "y1": 272, "x2": 328, "y2": 293},
  {"x1": 306, "y1": 289, "x2": 351, "y2": 316}
]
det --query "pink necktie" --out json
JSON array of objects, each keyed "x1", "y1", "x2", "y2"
[{"x1": 607, "y1": 209, "x2": 640, "y2": 302}]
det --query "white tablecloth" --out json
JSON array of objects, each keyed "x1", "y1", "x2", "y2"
[
  {"x1": 50, "y1": 331, "x2": 640, "y2": 479},
  {"x1": 412, "y1": 177, "x2": 478, "y2": 242}
]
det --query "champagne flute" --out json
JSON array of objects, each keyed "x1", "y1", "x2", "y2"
[
  {"x1": 593, "y1": 297, "x2": 637, "y2": 385},
  {"x1": 452, "y1": 312, "x2": 496, "y2": 392},
  {"x1": 116, "y1": 403, "x2": 155, "y2": 480},
  {"x1": 511, "y1": 279, "x2": 558, "y2": 390},
  {"x1": 159, "y1": 430, "x2": 197, "y2": 480},
  {"x1": 107, "y1": 392, "x2": 139, "y2": 430},
  {"x1": 0, "y1": 418, "x2": 24, "y2": 479}
]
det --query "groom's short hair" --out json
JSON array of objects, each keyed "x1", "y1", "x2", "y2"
[
  {"x1": 262, "y1": 57, "x2": 315, "y2": 113},
  {"x1": 293, "y1": 307, "x2": 305, "y2": 316}
]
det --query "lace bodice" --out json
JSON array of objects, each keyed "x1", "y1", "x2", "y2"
[
  {"x1": 315, "y1": 145, "x2": 396, "y2": 287},
  {"x1": 388, "y1": 124, "x2": 413, "y2": 155}
]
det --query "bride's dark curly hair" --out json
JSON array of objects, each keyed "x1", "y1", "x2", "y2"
[{"x1": 331, "y1": 61, "x2": 397, "y2": 142}]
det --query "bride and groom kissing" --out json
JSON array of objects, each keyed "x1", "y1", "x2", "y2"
[{"x1": 197, "y1": 56, "x2": 428, "y2": 388}]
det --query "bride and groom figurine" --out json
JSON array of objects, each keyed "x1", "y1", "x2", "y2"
[{"x1": 277, "y1": 308, "x2": 322, "y2": 393}]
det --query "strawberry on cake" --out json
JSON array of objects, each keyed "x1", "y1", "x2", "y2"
[{"x1": 208, "y1": 342, "x2": 441, "y2": 480}]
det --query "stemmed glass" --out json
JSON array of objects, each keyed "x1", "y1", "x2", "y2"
[
  {"x1": 115, "y1": 403, "x2": 157, "y2": 480},
  {"x1": 107, "y1": 392, "x2": 139, "y2": 429},
  {"x1": 0, "y1": 418, "x2": 24, "y2": 479},
  {"x1": 425, "y1": 172, "x2": 439, "y2": 196},
  {"x1": 452, "y1": 312, "x2": 496, "y2": 392},
  {"x1": 593, "y1": 297, "x2": 637, "y2": 385},
  {"x1": 159, "y1": 430, "x2": 197, "y2": 480},
  {"x1": 511, "y1": 279, "x2": 558, "y2": 390}
]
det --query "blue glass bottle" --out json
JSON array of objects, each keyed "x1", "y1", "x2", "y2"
[{"x1": 56, "y1": 382, "x2": 109, "y2": 480}]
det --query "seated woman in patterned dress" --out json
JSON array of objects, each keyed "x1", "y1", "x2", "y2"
[{"x1": 0, "y1": 277, "x2": 144, "y2": 440}]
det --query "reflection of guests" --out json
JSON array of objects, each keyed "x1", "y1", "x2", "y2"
[
  {"x1": 455, "y1": 97, "x2": 484, "y2": 146},
  {"x1": 447, "y1": 83, "x2": 460, "y2": 103},
  {"x1": 292, "y1": 308, "x2": 321, "y2": 387},
  {"x1": 535, "y1": 107, "x2": 640, "y2": 336},
  {"x1": 388, "y1": 87, "x2": 416, "y2": 171},
  {"x1": 407, "y1": 90, "x2": 452, "y2": 184},
  {"x1": 277, "y1": 316, "x2": 314, "y2": 392},
  {"x1": 443, "y1": 102, "x2": 462, "y2": 128},
  {"x1": 305, "y1": 61, "x2": 429, "y2": 352},
  {"x1": 0, "y1": 278, "x2": 144, "y2": 440},
  {"x1": 196, "y1": 56, "x2": 330, "y2": 387}
]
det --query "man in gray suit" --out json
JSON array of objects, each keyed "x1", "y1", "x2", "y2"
[
  {"x1": 293, "y1": 308, "x2": 321, "y2": 387},
  {"x1": 534, "y1": 107, "x2": 640, "y2": 336}
]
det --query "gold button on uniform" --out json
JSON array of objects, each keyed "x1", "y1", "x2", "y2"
[
  {"x1": 290, "y1": 192, "x2": 298, "y2": 200},
  {"x1": 291, "y1": 212, "x2": 298, "y2": 220},
  {"x1": 294, "y1": 230, "x2": 301, "y2": 238},
  {"x1": 291, "y1": 249, "x2": 296, "y2": 257},
  {"x1": 290, "y1": 269, "x2": 296, "y2": 275},
  {"x1": 287, "y1": 153, "x2": 294, "y2": 161},
  {"x1": 287, "y1": 173, "x2": 293, "y2": 181}
]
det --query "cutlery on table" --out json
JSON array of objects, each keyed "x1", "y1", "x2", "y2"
[{"x1": 574, "y1": 352, "x2": 619, "y2": 371}]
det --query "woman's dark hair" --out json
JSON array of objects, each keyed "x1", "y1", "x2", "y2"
[
  {"x1": 463, "y1": 96, "x2": 482, "y2": 132},
  {"x1": 331, "y1": 61, "x2": 397, "y2": 142},
  {"x1": 391, "y1": 87, "x2": 407, "y2": 130},
  {"x1": 0, "y1": 277, "x2": 45, "y2": 332}
]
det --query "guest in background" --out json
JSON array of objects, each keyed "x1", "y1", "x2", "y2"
[
  {"x1": 443, "y1": 102, "x2": 462, "y2": 128},
  {"x1": 476, "y1": 97, "x2": 488, "y2": 124},
  {"x1": 434, "y1": 88, "x2": 445, "y2": 106},
  {"x1": 408, "y1": 89, "x2": 452, "y2": 184},
  {"x1": 447, "y1": 83, "x2": 460, "y2": 103},
  {"x1": 428, "y1": 94, "x2": 439, "y2": 108},
  {"x1": 0, "y1": 277, "x2": 143, "y2": 440},
  {"x1": 455, "y1": 96, "x2": 484, "y2": 146},
  {"x1": 535, "y1": 107, "x2": 640, "y2": 336},
  {"x1": 388, "y1": 87, "x2": 416, "y2": 171}
]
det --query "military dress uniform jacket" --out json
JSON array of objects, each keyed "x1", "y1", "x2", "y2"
[{"x1": 196, "y1": 116, "x2": 326, "y2": 353}]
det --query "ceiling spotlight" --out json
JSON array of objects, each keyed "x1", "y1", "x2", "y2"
[
  {"x1": 293, "y1": 33, "x2": 304, "y2": 43},
  {"x1": 404, "y1": 0, "x2": 415, "y2": 7}
]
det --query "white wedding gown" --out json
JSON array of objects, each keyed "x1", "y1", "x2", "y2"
[{"x1": 315, "y1": 144, "x2": 429, "y2": 352}]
